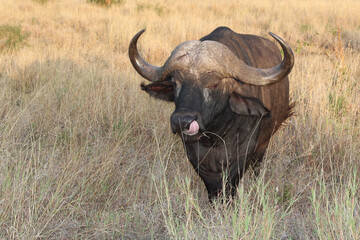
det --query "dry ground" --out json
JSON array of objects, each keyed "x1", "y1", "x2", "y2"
[{"x1": 0, "y1": 0, "x2": 359, "y2": 239}]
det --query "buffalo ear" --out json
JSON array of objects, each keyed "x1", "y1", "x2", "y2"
[
  {"x1": 140, "y1": 81, "x2": 174, "y2": 102},
  {"x1": 229, "y1": 92, "x2": 269, "y2": 117}
]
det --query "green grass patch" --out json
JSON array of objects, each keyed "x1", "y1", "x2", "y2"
[
  {"x1": 32, "y1": 0, "x2": 51, "y2": 4},
  {"x1": 87, "y1": 0, "x2": 124, "y2": 6},
  {"x1": 0, "y1": 24, "x2": 29, "y2": 53},
  {"x1": 137, "y1": 3, "x2": 166, "y2": 16}
]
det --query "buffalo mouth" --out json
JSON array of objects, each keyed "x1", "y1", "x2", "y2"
[{"x1": 183, "y1": 120, "x2": 200, "y2": 136}]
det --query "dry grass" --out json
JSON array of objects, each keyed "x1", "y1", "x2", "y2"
[{"x1": 0, "y1": 0, "x2": 359, "y2": 239}]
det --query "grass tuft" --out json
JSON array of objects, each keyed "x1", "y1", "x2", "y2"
[
  {"x1": 86, "y1": 0, "x2": 125, "y2": 6},
  {"x1": 32, "y1": 0, "x2": 51, "y2": 5},
  {"x1": 0, "y1": 24, "x2": 29, "y2": 53}
]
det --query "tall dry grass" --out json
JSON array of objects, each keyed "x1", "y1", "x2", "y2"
[{"x1": 0, "y1": 0, "x2": 359, "y2": 239}]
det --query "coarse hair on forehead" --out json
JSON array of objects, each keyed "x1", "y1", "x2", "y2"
[
  {"x1": 171, "y1": 69, "x2": 225, "y2": 87},
  {"x1": 165, "y1": 40, "x2": 237, "y2": 78}
]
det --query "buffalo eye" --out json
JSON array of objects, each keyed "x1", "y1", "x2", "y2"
[
  {"x1": 171, "y1": 78, "x2": 182, "y2": 98},
  {"x1": 208, "y1": 83, "x2": 219, "y2": 89},
  {"x1": 171, "y1": 78, "x2": 179, "y2": 88}
]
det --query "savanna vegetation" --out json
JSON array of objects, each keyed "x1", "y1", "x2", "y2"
[{"x1": 0, "y1": 0, "x2": 359, "y2": 239}]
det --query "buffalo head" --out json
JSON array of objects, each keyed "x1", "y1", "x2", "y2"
[{"x1": 129, "y1": 29, "x2": 293, "y2": 139}]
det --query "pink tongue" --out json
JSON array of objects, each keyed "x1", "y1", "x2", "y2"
[{"x1": 186, "y1": 121, "x2": 199, "y2": 135}]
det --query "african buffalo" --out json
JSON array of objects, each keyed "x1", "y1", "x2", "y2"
[{"x1": 129, "y1": 27, "x2": 294, "y2": 200}]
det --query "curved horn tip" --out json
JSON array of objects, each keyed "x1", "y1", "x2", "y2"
[
  {"x1": 268, "y1": 31, "x2": 294, "y2": 61},
  {"x1": 132, "y1": 29, "x2": 146, "y2": 41},
  {"x1": 128, "y1": 28, "x2": 163, "y2": 82},
  {"x1": 268, "y1": 32, "x2": 285, "y2": 43}
]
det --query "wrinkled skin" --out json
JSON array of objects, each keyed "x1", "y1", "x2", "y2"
[{"x1": 130, "y1": 27, "x2": 294, "y2": 200}]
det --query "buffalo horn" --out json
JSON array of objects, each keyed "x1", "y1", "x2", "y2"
[
  {"x1": 231, "y1": 32, "x2": 294, "y2": 86},
  {"x1": 128, "y1": 29, "x2": 164, "y2": 82}
]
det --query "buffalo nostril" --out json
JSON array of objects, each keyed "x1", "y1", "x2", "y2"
[
  {"x1": 183, "y1": 120, "x2": 192, "y2": 130},
  {"x1": 170, "y1": 114, "x2": 196, "y2": 133}
]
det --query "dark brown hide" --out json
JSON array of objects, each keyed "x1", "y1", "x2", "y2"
[
  {"x1": 200, "y1": 28, "x2": 293, "y2": 162},
  {"x1": 129, "y1": 27, "x2": 294, "y2": 200}
]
